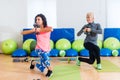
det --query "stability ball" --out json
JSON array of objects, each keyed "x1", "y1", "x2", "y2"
[
  {"x1": 49, "y1": 49, "x2": 59, "y2": 57},
  {"x1": 112, "y1": 50, "x2": 119, "y2": 57},
  {"x1": 100, "y1": 48, "x2": 112, "y2": 56},
  {"x1": 80, "y1": 49, "x2": 89, "y2": 57},
  {"x1": 30, "y1": 50, "x2": 39, "y2": 57},
  {"x1": 103, "y1": 37, "x2": 120, "y2": 50},
  {"x1": 2, "y1": 39, "x2": 17, "y2": 55},
  {"x1": 55, "y1": 38, "x2": 71, "y2": 50},
  {"x1": 72, "y1": 39, "x2": 84, "y2": 52},
  {"x1": 50, "y1": 40, "x2": 54, "y2": 49},
  {"x1": 30, "y1": 40, "x2": 36, "y2": 51},
  {"x1": 97, "y1": 40, "x2": 102, "y2": 49},
  {"x1": 22, "y1": 39, "x2": 36, "y2": 54},
  {"x1": 12, "y1": 49, "x2": 27, "y2": 57},
  {"x1": 59, "y1": 50, "x2": 66, "y2": 57},
  {"x1": 66, "y1": 49, "x2": 78, "y2": 57}
]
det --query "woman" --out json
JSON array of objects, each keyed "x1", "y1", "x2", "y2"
[{"x1": 21, "y1": 13, "x2": 53, "y2": 77}]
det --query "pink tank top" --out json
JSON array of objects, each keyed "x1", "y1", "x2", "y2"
[{"x1": 35, "y1": 29, "x2": 51, "y2": 52}]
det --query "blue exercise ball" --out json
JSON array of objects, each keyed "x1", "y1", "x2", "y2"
[
  {"x1": 49, "y1": 49, "x2": 59, "y2": 57},
  {"x1": 30, "y1": 50, "x2": 39, "y2": 57},
  {"x1": 79, "y1": 49, "x2": 89, "y2": 57},
  {"x1": 100, "y1": 48, "x2": 112, "y2": 56},
  {"x1": 66, "y1": 49, "x2": 78, "y2": 57},
  {"x1": 12, "y1": 49, "x2": 27, "y2": 57}
]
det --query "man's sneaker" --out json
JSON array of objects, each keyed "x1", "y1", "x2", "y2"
[
  {"x1": 97, "y1": 63, "x2": 102, "y2": 70},
  {"x1": 76, "y1": 57, "x2": 80, "y2": 66},
  {"x1": 46, "y1": 70, "x2": 53, "y2": 78},
  {"x1": 30, "y1": 60, "x2": 35, "y2": 69}
]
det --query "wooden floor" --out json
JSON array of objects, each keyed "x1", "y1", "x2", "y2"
[{"x1": 0, "y1": 54, "x2": 120, "y2": 80}]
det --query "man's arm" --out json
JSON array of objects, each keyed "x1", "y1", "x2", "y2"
[
  {"x1": 77, "y1": 26, "x2": 86, "y2": 36},
  {"x1": 91, "y1": 24, "x2": 102, "y2": 34}
]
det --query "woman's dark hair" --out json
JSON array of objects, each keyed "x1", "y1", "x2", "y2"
[{"x1": 35, "y1": 14, "x2": 47, "y2": 28}]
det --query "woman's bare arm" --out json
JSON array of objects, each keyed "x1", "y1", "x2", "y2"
[
  {"x1": 36, "y1": 27, "x2": 53, "y2": 33},
  {"x1": 21, "y1": 28, "x2": 35, "y2": 35}
]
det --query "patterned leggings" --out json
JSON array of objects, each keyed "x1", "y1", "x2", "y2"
[{"x1": 35, "y1": 49, "x2": 50, "y2": 72}]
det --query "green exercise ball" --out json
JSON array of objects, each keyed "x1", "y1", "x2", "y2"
[
  {"x1": 55, "y1": 38, "x2": 71, "y2": 50},
  {"x1": 112, "y1": 50, "x2": 119, "y2": 57},
  {"x1": 72, "y1": 39, "x2": 84, "y2": 52},
  {"x1": 103, "y1": 37, "x2": 120, "y2": 50},
  {"x1": 22, "y1": 39, "x2": 36, "y2": 54},
  {"x1": 2, "y1": 39, "x2": 17, "y2": 55},
  {"x1": 59, "y1": 50, "x2": 66, "y2": 57},
  {"x1": 50, "y1": 40, "x2": 54, "y2": 49},
  {"x1": 30, "y1": 40, "x2": 36, "y2": 51},
  {"x1": 97, "y1": 40, "x2": 102, "y2": 49}
]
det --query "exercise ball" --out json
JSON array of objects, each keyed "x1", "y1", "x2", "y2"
[
  {"x1": 59, "y1": 50, "x2": 66, "y2": 57},
  {"x1": 50, "y1": 40, "x2": 54, "y2": 49},
  {"x1": 55, "y1": 38, "x2": 71, "y2": 50},
  {"x1": 12, "y1": 49, "x2": 27, "y2": 57},
  {"x1": 80, "y1": 49, "x2": 89, "y2": 57},
  {"x1": 103, "y1": 37, "x2": 120, "y2": 50},
  {"x1": 49, "y1": 49, "x2": 59, "y2": 57},
  {"x1": 72, "y1": 39, "x2": 84, "y2": 52},
  {"x1": 2, "y1": 39, "x2": 17, "y2": 55},
  {"x1": 30, "y1": 40, "x2": 36, "y2": 51},
  {"x1": 30, "y1": 50, "x2": 38, "y2": 57},
  {"x1": 22, "y1": 39, "x2": 36, "y2": 54},
  {"x1": 66, "y1": 49, "x2": 78, "y2": 57},
  {"x1": 100, "y1": 48, "x2": 112, "y2": 56},
  {"x1": 112, "y1": 50, "x2": 119, "y2": 57},
  {"x1": 97, "y1": 40, "x2": 102, "y2": 49}
]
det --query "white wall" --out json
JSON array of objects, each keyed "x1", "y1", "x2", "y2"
[
  {"x1": 57, "y1": 0, "x2": 106, "y2": 40},
  {"x1": 0, "y1": 0, "x2": 27, "y2": 53},
  {"x1": 27, "y1": 0, "x2": 57, "y2": 28},
  {"x1": 107, "y1": 0, "x2": 120, "y2": 27}
]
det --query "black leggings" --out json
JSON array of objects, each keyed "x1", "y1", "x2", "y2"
[{"x1": 79, "y1": 42, "x2": 101, "y2": 64}]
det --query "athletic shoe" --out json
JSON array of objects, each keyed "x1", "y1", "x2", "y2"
[
  {"x1": 97, "y1": 63, "x2": 102, "y2": 70},
  {"x1": 76, "y1": 57, "x2": 80, "y2": 66},
  {"x1": 30, "y1": 60, "x2": 35, "y2": 69},
  {"x1": 46, "y1": 70, "x2": 53, "y2": 78}
]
